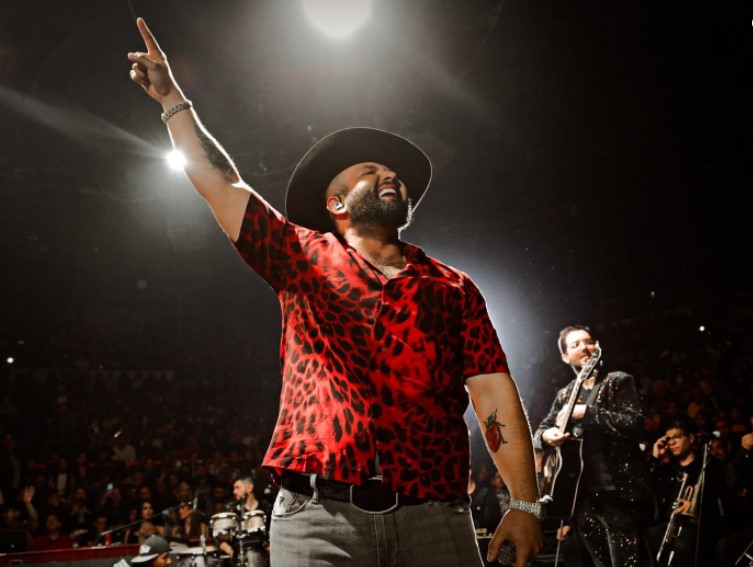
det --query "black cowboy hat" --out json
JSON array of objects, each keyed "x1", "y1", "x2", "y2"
[{"x1": 285, "y1": 127, "x2": 432, "y2": 233}]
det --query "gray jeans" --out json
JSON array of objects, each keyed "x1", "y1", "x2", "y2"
[{"x1": 269, "y1": 482, "x2": 483, "y2": 567}]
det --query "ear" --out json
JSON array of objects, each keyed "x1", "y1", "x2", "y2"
[
  {"x1": 326, "y1": 196, "x2": 346, "y2": 215},
  {"x1": 561, "y1": 353, "x2": 570, "y2": 364}
]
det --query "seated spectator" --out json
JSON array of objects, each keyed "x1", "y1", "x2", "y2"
[
  {"x1": 100, "y1": 484, "x2": 129, "y2": 527},
  {"x1": 164, "y1": 501, "x2": 207, "y2": 544},
  {"x1": 33, "y1": 513, "x2": 73, "y2": 550},
  {"x1": 124, "y1": 500, "x2": 164, "y2": 544},
  {"x1": 1, "y1": 486, "x2": 39, "y2": 541},
  {"x1": 68, "y1": 487, "x2": 94, "y2": 540},
  {"x1": 83, "y1": 514, "x2": 109, "y2": 547},
  {"x1": 490, "y1": 471, "x2": 510, "y2": 517},
  {"x1": 42, "y1": 491, "x2": 68, "y2": 530},
  {"x1": 0, "y1": 498, "x2": 36, "y2": 552}
]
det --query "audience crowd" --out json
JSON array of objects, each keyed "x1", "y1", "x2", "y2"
[{"x1": 1, "y1": 298, "x2": 751, "y2": 565}]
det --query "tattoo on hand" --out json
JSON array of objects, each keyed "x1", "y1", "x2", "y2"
[
  {"x1": 195, "y1": 124, "x2": 237, "y2": 182},
  {"x1": 484, "y1": 409, "x2": 508, "y2": 452}
]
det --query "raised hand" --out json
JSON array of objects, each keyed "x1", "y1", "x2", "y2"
[
  {"x1": 652, "y1": 436, "x2": 669, "y2": 459},
  {"x1": 22, "y1": 485, "x2": 35, "y2": 503},
  {"x1": 127, "y1": 18, "x2": 181, "y2": 103}
]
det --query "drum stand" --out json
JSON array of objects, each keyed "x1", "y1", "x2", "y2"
[{"x1": 235, "y1": 535, "x2": 268, "y2": 567}]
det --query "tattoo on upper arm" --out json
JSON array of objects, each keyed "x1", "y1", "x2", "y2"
[
  {"x1": 195, "y1": 124, "x2": 237, "y2": 182},
  {"x1": 484, "y1": 409, "x2": 508, "y2": 452}
]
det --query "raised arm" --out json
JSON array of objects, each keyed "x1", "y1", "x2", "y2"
[
  {"x1": 466, "y1": 372, "x2": 543, "y2": 567},
  {"x1": 127, "y1": 17, "x2": 251, "y2": 241}
]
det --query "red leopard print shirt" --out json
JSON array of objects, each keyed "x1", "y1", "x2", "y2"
[{"x1": 233, "y1": 190, "x2": 508, "y2": 500}]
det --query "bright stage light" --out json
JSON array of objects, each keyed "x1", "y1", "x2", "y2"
[
  {"x1": 303, "y1": 0, "x2": 371, "y2": 39},
  {"x1": 166, "y1": 150, "x2": 187, "y2": 171},
  {"x1": 6, "y1": 357, "x2": 13, "y2": 365}
]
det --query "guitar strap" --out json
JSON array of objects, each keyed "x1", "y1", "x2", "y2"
[
  {"x1": 572, "y1": 379, "x2": 603, "y2": 438},
  {"x1": 585, "y1": 378, "x2": 603, "y2": 407}
]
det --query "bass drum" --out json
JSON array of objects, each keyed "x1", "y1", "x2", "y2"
[{"x1": 235, "y1": 546, "x2": 269, "y2": 567}]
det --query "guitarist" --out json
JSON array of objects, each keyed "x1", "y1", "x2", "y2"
[{"x1": 534, "y1": 325, "x2": 652, "y2": 567}]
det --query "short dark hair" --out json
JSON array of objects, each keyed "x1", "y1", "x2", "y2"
[
  {"x1": 233, "y1": 474, "x2": 255, "y2": 487},
  {"x1": 665, "y1": 420, "x2": 696, "y2": 436},
  {"x1": 557, "y1": 325, "x2": 592, "y2": 355}
]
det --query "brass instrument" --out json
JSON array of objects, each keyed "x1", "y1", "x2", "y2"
[
  {"x1": 735, "y1": 538, "x2": 753, "y2": 566},
  {"x1": 680, "y1": 468, "x2": 702, "y2": 520},
  {"x1": 656, "y1": 471, "x2": 699, "y2": 565}
]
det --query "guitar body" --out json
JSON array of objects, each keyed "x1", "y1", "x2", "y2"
[
  {"x1": 541, "y1": 343, "x2": 601, "y2": 520},
  {"x1": 544, "y1": 438, "x2": 585, "y2": 520}
]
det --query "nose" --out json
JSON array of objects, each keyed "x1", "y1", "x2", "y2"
[{"x1": 380, "y1": 169, "x2": 400, "y2": 186}]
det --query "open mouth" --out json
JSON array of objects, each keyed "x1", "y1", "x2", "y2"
[{"x1": 379, "y1": 188, "x2": 397, "y2": 197}]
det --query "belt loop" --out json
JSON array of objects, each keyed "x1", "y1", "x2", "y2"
[{"x1": 309, "y1": 473, "x2": 320, "y2": 504}]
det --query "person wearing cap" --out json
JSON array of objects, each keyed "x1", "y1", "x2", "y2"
[
  {"x1": 129, "y1": 534, "x2": 172, "y2": 567},
  {"x1": 128, "y1": 17, "x2": 542, "y2": 567}
]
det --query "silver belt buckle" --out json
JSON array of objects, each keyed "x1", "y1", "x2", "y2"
[{"x1": 348, "y1": 484, "x2": 399, "y2": 515}]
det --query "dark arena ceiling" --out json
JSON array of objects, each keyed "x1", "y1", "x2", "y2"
[{"x1": 1, "y1": 0, "x2": 751, "y2": 403}]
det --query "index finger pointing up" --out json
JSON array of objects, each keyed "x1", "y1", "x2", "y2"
[{"x1": 136, "y1": 17, "x2": 164, "y2": 58}]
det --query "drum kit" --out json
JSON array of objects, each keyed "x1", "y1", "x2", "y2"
[{"x1": 172, "y1": 510, "x2": 268, "y2": 567}]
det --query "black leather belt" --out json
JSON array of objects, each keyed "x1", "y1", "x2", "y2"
[{"x1": 281, "y1": 472, "x2": 429, "y2": 513}]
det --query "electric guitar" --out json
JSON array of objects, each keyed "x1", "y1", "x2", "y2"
[{"x1": 542, "y1": 343, "x2": 602, "y2": 520}]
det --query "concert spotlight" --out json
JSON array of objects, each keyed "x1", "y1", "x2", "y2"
[
  {"x1": 6, "y1": 357, "x2": 13, "y2": 365},
  {"x1": 166, "y1": 150, "x2": 187, "y2": 171},
  {"x1": 303, "y1": 0, "x2": 371, "y2": 39}
]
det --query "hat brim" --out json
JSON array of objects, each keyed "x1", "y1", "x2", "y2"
[
  {"x1": 285, "y1": 127, "x2": 432, "y2": 233},
  {"x1": 131, "y1": 554, "x2": 160, "y2": 564}
]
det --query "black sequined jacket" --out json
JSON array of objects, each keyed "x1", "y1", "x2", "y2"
[{"x1": 533, "y1": 371, "x2": 652, "y2": 502}]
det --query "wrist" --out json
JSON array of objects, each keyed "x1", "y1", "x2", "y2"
[
  {"x1": 508, "y1": 497, "x2": 548, "y2": 520},
  {"x1": 160, "y1": 91, "x2": 189, "y2": 111},
  {"x1": 161, "y1": 99, "x2": 193, "y2": 123}
]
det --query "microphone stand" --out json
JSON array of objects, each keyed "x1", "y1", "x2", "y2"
[
  {"x1": 692, "y1": 440, "x2": 711, "y2": 567},
  {"x1": 98, "y1": 503, "x2": 186, "y2": 546}
]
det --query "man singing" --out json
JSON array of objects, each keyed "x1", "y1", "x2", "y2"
[{"x1": 127, "y1": 17, "x2": 542, "y2": 566}]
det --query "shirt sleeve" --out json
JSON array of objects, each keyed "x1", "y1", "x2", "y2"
[
  {"x1": 533, "y1": 389, "x2": 567, "y2": 450},
  {"x1": 460, "y1": 276, "x2": 509, "y2": 378},
  {"x1": 232, "y1": 189, "x2": 297, "y2": 291}
]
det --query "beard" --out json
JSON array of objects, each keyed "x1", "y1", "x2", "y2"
[{"x1": 346, "y1": 189, "x2": 414, "y2": 232}]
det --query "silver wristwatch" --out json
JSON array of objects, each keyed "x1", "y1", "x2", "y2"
[{"x1": 508, "y1": 497, "x2": 547, "y2": 520}]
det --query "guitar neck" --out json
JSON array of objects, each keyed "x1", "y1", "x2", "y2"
[{"x1": 556, "y1": 345, "x2": 602, "y2": 432}]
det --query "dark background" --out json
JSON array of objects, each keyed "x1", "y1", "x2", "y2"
[{"x1": 2, "y1": 0, "x2": 751, "y2": 414}]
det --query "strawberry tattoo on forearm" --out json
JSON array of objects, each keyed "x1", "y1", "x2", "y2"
[{"x1": 484, "y1": 409, "x2": 508, "y2": 452}]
